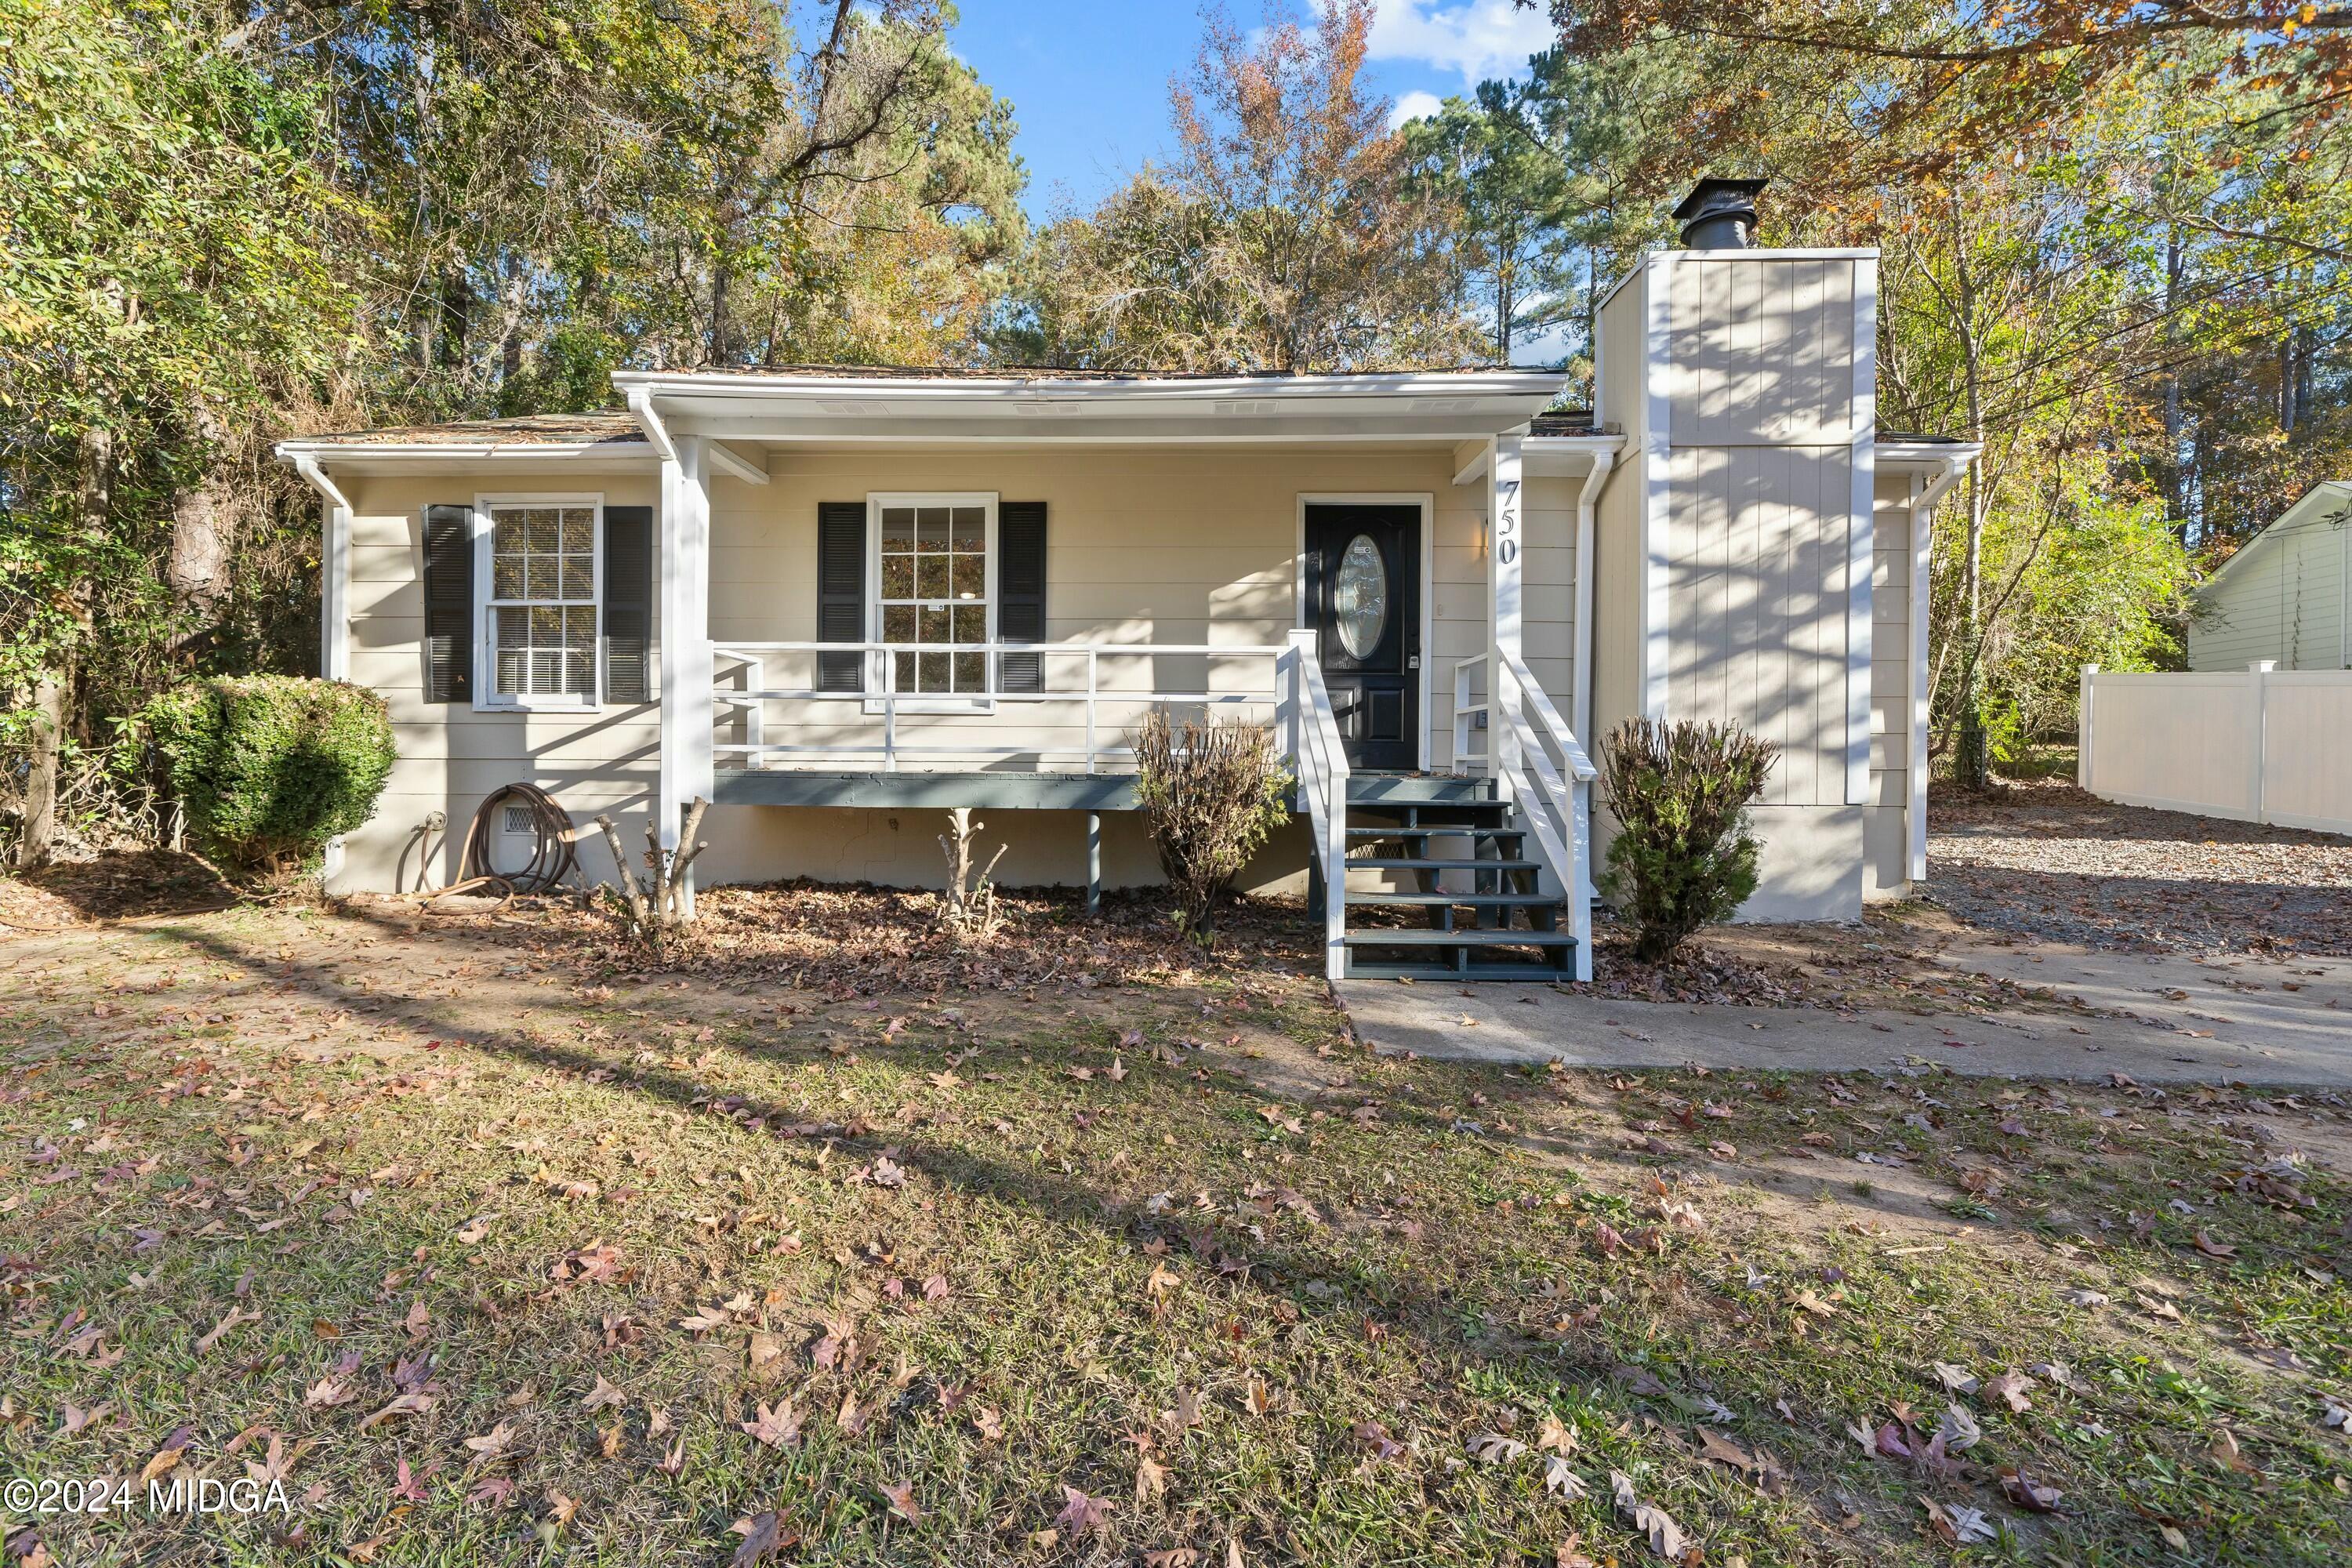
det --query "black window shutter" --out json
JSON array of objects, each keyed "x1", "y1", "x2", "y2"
[
  {"x1": 998, "y1": 501, "x2": 1047, "y2": 694},
  {"x1": 817, "y1": 501, "x2": 866, "y2": 692},
  {"x1": 421, "y1": 504, "x2": 474, "y2": 703},
  {"x1": 602, "y1": 505, "x2": 654, "y2": 703}
]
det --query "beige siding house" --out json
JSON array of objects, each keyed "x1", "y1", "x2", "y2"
[{"x1": 281, "y1": 223, "x2": 1975, "y2": 981}]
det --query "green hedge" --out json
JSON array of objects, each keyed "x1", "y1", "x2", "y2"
[{"x1": 140, "y1": 676, "x2": 395, "y2": 873}]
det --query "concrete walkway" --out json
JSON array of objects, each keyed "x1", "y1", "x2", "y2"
[{"x1": 1334, "y1": 948, "x2": 2352, "y2": 1087}]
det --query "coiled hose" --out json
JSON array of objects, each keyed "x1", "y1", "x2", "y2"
[{"x1": 402, "y1": 782, "x2": 580, "y2": 909}]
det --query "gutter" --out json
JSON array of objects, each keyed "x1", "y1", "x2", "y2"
[
  {"x1": 622, "y1": 387, "x2": 678, "y2": 463},
  {"x1": 1570, "y1": 449, "x2": 1617, "y2": 744}
]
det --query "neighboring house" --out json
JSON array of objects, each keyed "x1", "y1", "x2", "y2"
[
  {"x1": 2188, "y1": 481, "x2": 2352, "y2": 672},
  {"x1": 278, "y1": 183, "x2": 1976, "y2": 982}
]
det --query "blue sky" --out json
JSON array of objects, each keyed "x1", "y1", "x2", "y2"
[{"x1": 946, "y1": 0, "x2": 1559, "y2": 218}]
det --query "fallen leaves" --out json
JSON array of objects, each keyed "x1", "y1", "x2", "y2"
[
  {"x1": 194, "y1": 1304, "x2": 260, "y2": 1356},
  {"x1": 741, "y1": 1399, "x2": 803, "y2": 1449},
  {"x1": 1981, "y1": 1370, "x2": 2037, "y2": 1414},
  {"x1": 878, "y1": 1479, "x2": 922, "y2": 1524},
  {"x1": 1610, "y1": 1469, "x2": 1696, "y2": 1563},
  {"x1": 1054, "y1": 1484, "x2": 1112, "y2": 1536}
]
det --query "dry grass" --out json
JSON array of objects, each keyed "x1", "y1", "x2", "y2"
[{"x1": 2, "y1": 889, "x2": 2348, "y2": 1566}]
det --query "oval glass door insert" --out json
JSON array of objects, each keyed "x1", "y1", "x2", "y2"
[{"x1": 1332, "y1": 534, "x2": 1388, "y2": 659}]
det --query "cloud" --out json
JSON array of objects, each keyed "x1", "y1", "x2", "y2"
[
  {"x1": 1367, "y1": 0, "x2": 1555, "y2": 86},
  {"x1": 1387, "y1": 89, "x2": 1446, "y2": 129}
]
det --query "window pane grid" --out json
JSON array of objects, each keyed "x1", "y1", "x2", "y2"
[
  {"x1": 487, "y1": 503, "x2": 597, "y2": 700},
  {"x1": 877, "y1": 502, "x2": 989, "y2": 695}
]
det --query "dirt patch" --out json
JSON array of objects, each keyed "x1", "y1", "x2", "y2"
[{"x1": 0, "y1": 848, "x2": 238, "y2": 929}]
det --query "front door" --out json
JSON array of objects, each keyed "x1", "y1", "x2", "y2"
[{"x1": 1304, "y1": 504, "x2": 1420, "y2": 771}]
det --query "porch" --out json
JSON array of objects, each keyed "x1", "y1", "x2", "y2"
[{"x1": 586, "y1": 368, "x2": 1623, "y2": 980}]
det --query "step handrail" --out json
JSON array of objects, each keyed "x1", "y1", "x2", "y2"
[
  {"x1": 1282, "y1": 630, "x2": 1350, "y2": 980},
  {"x1": 1471, "y1": 650, "x2": 1596, "y2": 983}
]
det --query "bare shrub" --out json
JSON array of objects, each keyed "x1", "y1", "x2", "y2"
[
  {"x1": 1132, "y1": 710, "x2": 1292, "y2": 943},
  {"x1": 936, "y1": 806, "x2": 1006, "y2": 942}
]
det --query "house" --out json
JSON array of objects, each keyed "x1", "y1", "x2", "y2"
[
  {"x1": 2187, "y1": 481, "x2": 2352, "y2": 672},
  {"x1": 278, "y1": 183, "x2": 1977, "y2": 982}
]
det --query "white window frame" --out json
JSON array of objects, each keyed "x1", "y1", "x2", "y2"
[
  {"x1": 471, "y1": 492, "x2": 606, "y2": 713},
  {"x1": 866, "y1": 490, "x2": 999, "y2": 715}
]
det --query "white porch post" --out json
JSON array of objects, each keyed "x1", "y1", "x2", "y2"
[
  {"x1": 294, "y1": 456, "x2": 354, "y2": 883},
  {"x1": 658, "y1": 435, "x2": 715, "y2": 911},
  {"x1": 1486, "y1": 433, "x2": 1524, "y2": 786}
]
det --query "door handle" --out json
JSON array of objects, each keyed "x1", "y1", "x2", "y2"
[{"x1": 1406, "y1": 654, "x2": 1421, "y2": 670}]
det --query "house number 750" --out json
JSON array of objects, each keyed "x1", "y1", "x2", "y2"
[{"x1": 1495, "y1": 479, "x2": 1519, "y2": 564}]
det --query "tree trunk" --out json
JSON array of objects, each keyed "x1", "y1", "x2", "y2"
[
  {"x1": 166, "y1": 405, "x2": 231, "y2": 659},
  {"x1": 16, "y1": 674, "x2": 65, "y2": 870},
  {"x1": 20, "y1": 426, "x2": 109, "y2": 868},
  {"x1": 1950, "y1": 209, "x2": 1993, "y2": 791}
]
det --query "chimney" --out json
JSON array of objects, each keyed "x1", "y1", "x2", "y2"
[{"x1": 1672, "y1": 177, "x2": 1768, "y2": 249}]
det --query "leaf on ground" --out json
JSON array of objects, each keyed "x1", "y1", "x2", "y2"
[
  {"x1": 1923, "y1": 1497, "x2": 1996, "y2": 1544},
  {"x1": 1936, "y1": 1405, "x2": 1983, "y2": 1453},
  {"x1": 359, "y1": 1392, "x2": 434, "y2": 1430},
  {"x1": 1982, "y1": 1370, "x2": 2035, "y2": 1413},
  {"x1": 879, "y1": 1479, "x2": 922, "y2": 1523},
  {"x1": 1135, "y1": 1452, "x2": 1169, "y2": 1502},
  {"x1": 1543, "y1": 1456, "x2": 1588, "y2": 1499},
  {"x1": 741, "y1": 1399, "x2": 803, "y2": 1448},
  {"x1": 304, "y1": 1376, "x2": 355, "y2": 1410},
  {"x1": 1609, "y1": 1470, "x2": 1693, "y2": 1561},
  {"x1": 972, "y1": 1405, "x2": 1004, "y2": 1441},
  {"x1": 1695, "y1": 1428, "x2": 1755, "y2": 1473},
  {"x1": 1144, "y1": 1552, "x2": 1200, "y2": 1568},
  {"x1": 1055, "y1": 1484, "x2": 1112, "y2": 1535},
  {"x1": 1998, "y1": 1467, "x2": 2064, "y2": 1512},
  {"x1": 1930, "y1": 1362, "x2": 1980, "y2": 1395},
  {"x1": 1467, "y1": 1432, "x2": 1529, "y2": 1464},
  {"x1": 730, "y1": 1510, "x2": 800, "y2": 1566},
  {"x1": 1536, "y1": 1414, "x2": 1577, "y2": 1454},
  {"x1": 2193, "y1": 1230, "x2": 2238, "y2": 1258},
  {"x1": 582, "y1": 1375, "x2": 627, "y2": 1411},
  {"x1": 195, "y1": 1305, "x2": 259, "y2": 1356},
  {"x1": 464, "y1": 1422, "x2": 520, "y2": 1465}
]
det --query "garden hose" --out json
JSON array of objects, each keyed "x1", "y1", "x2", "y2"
[{"x1": 397, "y1": 782, "x2": 582, "y2": 910}]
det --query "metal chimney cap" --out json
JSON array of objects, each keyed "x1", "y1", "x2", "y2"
[
  {"x1": 1671, "y1": 176, "x2": 1769, "y2": 223},
  {"x1": 1673, "y1": 176, "x2": 1769, "y2": 249}
]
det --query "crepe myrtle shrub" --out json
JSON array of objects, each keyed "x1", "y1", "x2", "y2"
[
  {"x1": 1132, "y1": 709, "x2": 1293, "y2": 942},
  {"x1": 1598, "y1": 716, "x2": 1778, "y2": 963},
  {"x1": 133, "y1": 676, "x2": 395, "y2": 876}
]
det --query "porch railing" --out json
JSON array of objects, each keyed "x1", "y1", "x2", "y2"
[
  {"x1": 1280, "y1": 629, "x2": 1350, "y2": 979},
  {"x1": 1451, "y1": 650, "x2": 1596, "y2": 983},
  {"x1": 710, "y1": 637, "x2": 1355, "y2": 977},
  {"x1": 711, "y1": 641, "x2": 1292, "y2": 773}
]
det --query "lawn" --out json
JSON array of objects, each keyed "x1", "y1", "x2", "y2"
[{"x1": 2, "y1": 883, "x2": 2349, "y2": 1565}]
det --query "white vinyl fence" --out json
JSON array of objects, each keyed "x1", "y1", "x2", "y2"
[{"x1": 2078, "y1": 662, "x2": 2352, "y2": 834}]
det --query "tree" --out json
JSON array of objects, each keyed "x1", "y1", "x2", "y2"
[
  {"x1": 994, "y1": 1, "x2": 1483, "y2": 371},
  {"x1": 1, "y1": 0, "x2": 349, "y2": 864}
]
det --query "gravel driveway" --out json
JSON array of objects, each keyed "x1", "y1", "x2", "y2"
[{"x1": 1928, "y1": 781, "x2": 2352, "y2": 956}]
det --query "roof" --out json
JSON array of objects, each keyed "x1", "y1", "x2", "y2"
[
  {"x1": 2194, "y1": 481, "x2": 2352, "y2": 601},
  {"x1": 1529, "y1": 410, "x2": 1598, "y2": 437},
  {"x1": 1877, "y1": 427, "x2": 1967, "y2": 445},
  {"x1": 291, "y1": 412, "x2": 642, "y2": 448}
]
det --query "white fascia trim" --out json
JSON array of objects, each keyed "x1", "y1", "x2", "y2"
[
  {"x1": 612, "y1": 368, "x2": 1569, "y2": 404},
  {"x1": 274, "y1": 440, "x2": 655, "y2": 463}
]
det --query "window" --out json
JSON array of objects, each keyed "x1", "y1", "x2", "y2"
[
  {"x1": 477, "y1": 497, "x2": 601, "y2": 707},
  {"x1": 873, "y1": 494, "x2": 994, "y2": 701}
]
